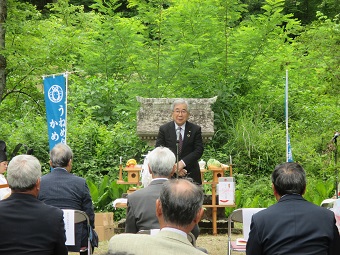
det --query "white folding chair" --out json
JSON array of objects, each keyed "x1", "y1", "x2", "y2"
[
  {"x1": 62, "y1": 209, "x2": 92, "y2": 255},
  {"x1": 227, "y1": 208, "x2": 265, "y2": 255}
]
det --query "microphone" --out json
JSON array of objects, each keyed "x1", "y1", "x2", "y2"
[
  {"x1": 332, "y1": 131, "x2": 339, "y2": 142},
  {"x1": 176, "y1": 128, "x2": 181, "y2": 143}
]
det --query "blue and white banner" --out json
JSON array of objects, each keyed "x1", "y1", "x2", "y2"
[
  {"x1": 43, "y1": 74, "x2": 67, "y2": 151},
  {"x1": 285, "y1": 70, "x2": 293, "y2": 162},
  {"x1": 287, "y1": 135, "x2": 294, "y2": 162}
]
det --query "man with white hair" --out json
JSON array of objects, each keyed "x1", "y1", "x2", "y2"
[
  {"x1": 156, "y1": 98, "x2": 204, "y2": 185},
  {"x1": 0, "y1": 155, "x2": 67, "y2": 255},
  {"x1": 125, "y1": 146, "x2": 176, "y2": 233}
]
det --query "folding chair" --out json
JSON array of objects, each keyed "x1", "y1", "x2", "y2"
[
  {"x1": 227, "y1": 208, "x2": 265, "y2": 255},
  {"x1": 62, "y1": 209, "x2": 92, "y2": 255}
]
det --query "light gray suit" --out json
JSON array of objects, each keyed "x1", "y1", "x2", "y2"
[{"x1": 108, "y1": 230, "x2": 206, "y2": 255}]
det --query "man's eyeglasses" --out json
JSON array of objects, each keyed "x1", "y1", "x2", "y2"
[{"x1": 173, "y1": 110, "x2": 188, "y2": 115}]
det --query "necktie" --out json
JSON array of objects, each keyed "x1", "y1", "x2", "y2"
[{"x1": 178, "y1": 127, "x2": 183, "y2": 155}]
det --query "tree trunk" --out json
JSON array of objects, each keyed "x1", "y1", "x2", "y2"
[{"x1": 0, "y1": 0, "x2": 6, "y2": 103}]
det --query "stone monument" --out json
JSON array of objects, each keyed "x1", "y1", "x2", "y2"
[{"x1": 136, "y1": 96, "x2": 217, "y2": 146}]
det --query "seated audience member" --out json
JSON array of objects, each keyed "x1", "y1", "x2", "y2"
[
  {"x1": 0, "y1": 155, "x2": 67, "y2": 255},
  {"x1": 108, "y1": 178, "x2": 207, "y2": 255},
  {"x1": 246, "y1": 162, "x2": 340, "y2": 255},
  {"x1": 38, "y1": 143, "x2": 97, "y2": 254},
  {"x1": 125, "y1": 146, "x2": 176, "y2": 233},
  {"x1": 125, "y1": 146, "x2": 201, "y2": 240}
]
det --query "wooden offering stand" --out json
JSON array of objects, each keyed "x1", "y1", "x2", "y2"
[
  {"x1": 115, "y1": 164, "x2": 142, "y2": 208},
  {"x1": 117, "y1": 164, "x2": 142, "y2": 185},
  {"x1": 201, "y1": 164, "x2": 235, "y2": 235}
]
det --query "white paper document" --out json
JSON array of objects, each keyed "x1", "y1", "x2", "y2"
[{"x1": 62, "y1": 209, "x2": 75, "y2": 245}]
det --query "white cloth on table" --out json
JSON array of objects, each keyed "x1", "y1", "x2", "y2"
[{"x1": 112, "y1": 198, "x2": 128, "y2": 209}]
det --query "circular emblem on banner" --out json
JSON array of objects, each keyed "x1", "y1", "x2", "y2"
[{"x1": 48, "y1": 85, "x2": 63, "y2": 103}]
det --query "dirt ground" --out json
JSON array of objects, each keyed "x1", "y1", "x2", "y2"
[{"x1": 69, "y1": 233, "x2": 246, "y2": 255}]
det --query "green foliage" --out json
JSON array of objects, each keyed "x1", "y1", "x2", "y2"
[
  {"x1": 68, "y1": 76, "x2": 132, "y2": 125},
  {"x1": 1, "y1": 0, "x2": 340, "y2": 217},
  {"x1": 304, "y1": 176, "x2": 336, "y2": 205},
  {"x1": 87, "y1": 176, "x2": 129, "y2": 212},
  {"x1": 235, "y1": 174, "x2": 275, "y2": 207}
]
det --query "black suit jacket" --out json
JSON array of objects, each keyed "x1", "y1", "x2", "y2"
[
  {"x1": 0, "y1": 193, "x2": 67, "y2": 255},
  {"x1": 246, "y1": 194, "x2": 340, "y2": 255},
  {"x1": 38, "y1": 168, "x2": 95, "y2": 251},
  {"x1": 155, "y1": 121, "x2": 204, "y2": 184}
]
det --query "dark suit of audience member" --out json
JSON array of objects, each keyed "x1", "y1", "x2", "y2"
[
  {"x1": 109, "y1": 178, "x2": 207, "y2": 255},
  {"x1": 38, "y1": 143, "x2": 95, "y2": 254},
  {"x1": 156, "y1": 99, "x2": 204, "y2": 184},
  {"x1": 246, "y1": 162, "x2": 340, "y2": 255},
  {"x1": 0, "y1": 155, "x2": 67, "y2": 255}
]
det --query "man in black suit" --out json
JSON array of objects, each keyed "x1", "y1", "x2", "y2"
[
  {"x1": 38, "y1": 143, "x2": 96, "y2": 254},
  {"x1": 246, "y1": 162, "x2": 340, "y2": 255},
  {"x1": 156, "y1": 98, "x2": 204, "y2": 184},
  {"x1": 0, "y1": 155, "x2": 67, "y2": 255}
]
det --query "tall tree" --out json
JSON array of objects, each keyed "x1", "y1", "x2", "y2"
[{"x1": 0, "y1": 0, "x2": 6, "y2": 102}]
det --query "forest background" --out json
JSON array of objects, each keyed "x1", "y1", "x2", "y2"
[{"x1": 0, "y1": 0, "x2": 339, "y2": 219}]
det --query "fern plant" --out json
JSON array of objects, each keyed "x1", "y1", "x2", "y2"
[{"x1": 87, "y1": 176, "x2": 129, "y2": 212}]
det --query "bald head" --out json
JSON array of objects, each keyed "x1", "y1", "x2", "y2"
[{"x1": 159, "y1": 178, "x2": 204, "y2": 227}]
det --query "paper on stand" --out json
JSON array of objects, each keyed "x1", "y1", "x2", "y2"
[
  {"x1": 218, "y1": 177, "x2": 234, "y2": 205},
  {"x1": 63, "y1": 209, "x2": 75, "y2": 245}
]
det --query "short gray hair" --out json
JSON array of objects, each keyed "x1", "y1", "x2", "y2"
[
  {"x1": 7, "y1": 155, "x2": 41, "y2": 191},
  {"x1": 50, "y1": 143, "x2": 73, "y2": 168},
  {"x1": 171, "y1": 99, "x2": 190, "y2": 113},
  {"x1": 148, "y1": 147, "x2": 175, "y2": 177}
]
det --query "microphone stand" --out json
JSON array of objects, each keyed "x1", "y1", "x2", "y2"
[{"x1": 176, "y1": 138, "x2": 179, "y2": 179}]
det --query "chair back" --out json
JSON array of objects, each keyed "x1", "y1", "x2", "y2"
[
  {"x1": 74, "y1": 210, "x2": 90, "y2": 224},
  {"x1": 62, "y1": 209, "x2": 92, "y2": 255},
  {"x1": 228, "y1": 208, "x2": 265, "y2": 255}
]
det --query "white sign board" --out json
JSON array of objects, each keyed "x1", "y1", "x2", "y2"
[{"x1": 218, "y1": 177, "x2": 235, "y2": 205}]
